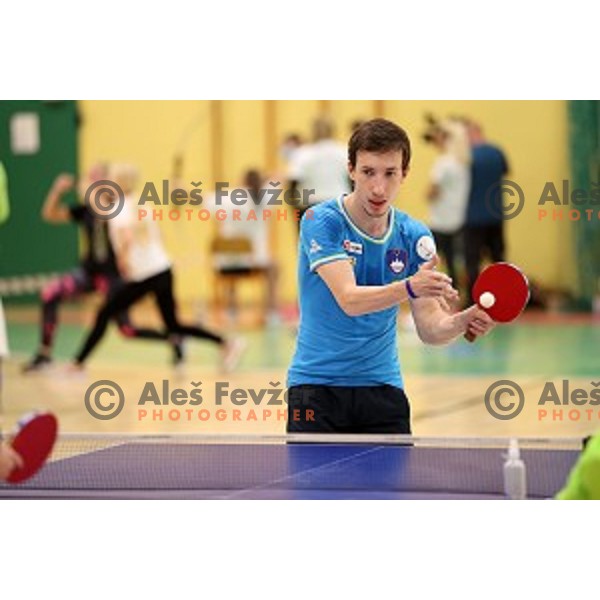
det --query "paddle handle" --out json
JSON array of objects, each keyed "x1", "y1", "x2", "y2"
[{"x1": 464, "y1": 330, "x2": 477, "y2": 343}]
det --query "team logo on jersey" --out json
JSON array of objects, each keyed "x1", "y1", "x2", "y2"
[
  {"x1": 343, "y1": 240, "x2": 363, "y2": 255},
  {"x1": 309, "y1": 239, "x2": 322, "y2": 254},
  {"x1": 416, "y1": 235, "x2": 436, "y2": 261},
  {"x1": 386, "y1": 248, "x2": 408, "y2": 274}
]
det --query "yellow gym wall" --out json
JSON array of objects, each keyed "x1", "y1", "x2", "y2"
[{"x1": 78, "y1": 100, "x2": 573, "y2": 306}]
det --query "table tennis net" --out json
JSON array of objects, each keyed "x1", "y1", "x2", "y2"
[{"x1": 0, "y1": 434, "x2": 582, "y2": 498}]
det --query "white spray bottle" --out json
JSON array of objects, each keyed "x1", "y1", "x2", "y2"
[{"x1": 503, "y1": 438, "x2": 527, "y2": 500}]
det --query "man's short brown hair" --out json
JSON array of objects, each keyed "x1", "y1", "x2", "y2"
[{"x1": 348, "y1": 118, "x2": 411, "y2": 173}]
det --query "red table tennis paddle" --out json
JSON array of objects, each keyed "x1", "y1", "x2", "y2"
[
  {"x1": 465, "y1": 262, "x2": 530, "y2": 342},
  {"x1": 6, "y1": 412, "x2": 58, "y2": 483}
]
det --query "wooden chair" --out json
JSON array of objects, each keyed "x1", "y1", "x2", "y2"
[{"x1": 210, "y1": 236, "x2": 272, "y2": 324}]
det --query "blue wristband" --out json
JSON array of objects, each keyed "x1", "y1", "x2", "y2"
[{"x1": 406, "y1": 278, "x2": 418, "y2": 299}]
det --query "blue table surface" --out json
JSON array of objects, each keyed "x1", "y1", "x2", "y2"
[{"x1": 0, "y1": 442, "x2": 580, "y2": 499}]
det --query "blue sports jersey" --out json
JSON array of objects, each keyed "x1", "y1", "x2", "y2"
[
  {"x1": 466, "y1": 143, "x2": 509, "y2": 226},
  {"x1": 288, "y1": 196, "x2": 436, "y2": 389}
]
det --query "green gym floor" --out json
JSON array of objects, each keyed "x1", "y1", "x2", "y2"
[
  {"x1": 3, "y1": 303, "x2": 600, "y2": 437},
  {"x1": 5, "y1": 304, "x2": 599, "y2": 375}
]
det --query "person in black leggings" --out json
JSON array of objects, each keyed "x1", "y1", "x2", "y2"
[
  {"x1": 23, "y1": 169, "x2": 177, "y2": 372},
  {"x1": 73, "y1": 267, "x2": 237, "y2": 368},
  {"x1": 71, "y1": 164, "x2": 243, "y2": 371}
]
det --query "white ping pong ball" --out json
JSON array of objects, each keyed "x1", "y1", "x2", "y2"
[{"x1": 479, "y1": 292, "x2": 496, "y2": 309}]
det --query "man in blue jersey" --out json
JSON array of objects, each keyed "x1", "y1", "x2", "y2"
[{"x1": 287, "y1": 118, "x2": 494, "y2": 434}]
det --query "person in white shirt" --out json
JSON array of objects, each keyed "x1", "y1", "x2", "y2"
[
  {"x1": 71, "y1": 164, "x2": 243, "y2": 371},
  {"x1": 424, "y1": 118, "x2": 471, "y2": 287},
  {"x1": 288, "y1": 117, "x2": 351, "y2": 230},
  {"x1": 279, "y1": 133, "x2": 304, "y2": 166}
]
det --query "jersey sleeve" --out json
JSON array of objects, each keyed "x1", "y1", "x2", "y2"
[
  {"x1": 300, "y1": 208, "x2": 351, "y2": 272},
  {"x1": 406, "y1": 221, "x2": 437, "y2": 277},
  {"x1": 556, "y1": 433, "x2": 600, "y2": 500}
]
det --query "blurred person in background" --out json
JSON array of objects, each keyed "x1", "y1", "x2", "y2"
[
  {"x1": 70, "y1": 164, "x2": 243, "y2": 372},
  {"x1": 423, "y1": 115, "x2": 471, "y2": 292},
  {"x1": 23, "y1": 165, "x2": 173, "y2": 373},
  {"x1": 288, "y1": 116, "x2": 351, "y2": 231},
  {"x1": 279, "y1": 133, "x2": 304, "y2": 166}
]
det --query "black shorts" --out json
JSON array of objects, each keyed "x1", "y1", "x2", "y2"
[{"x1": 286, "y1": 384, "x2": 411, "y2": 434}]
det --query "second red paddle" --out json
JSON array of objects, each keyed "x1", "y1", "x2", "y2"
[{"x1": 6, "y1": 412, "x2": 58, "y2": 484}]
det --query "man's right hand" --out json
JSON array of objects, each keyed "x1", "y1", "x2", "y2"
[
  {"x1": 408, "y1": 256, "x2": 459, "y2": 302},
  {"x1": 0, "y1": 443, "x2": 24, "y2": 481}
]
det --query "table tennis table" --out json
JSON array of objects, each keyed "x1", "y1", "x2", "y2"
[{"x1": 0, "y1": 434, "x2": 581, "y2": 499}]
